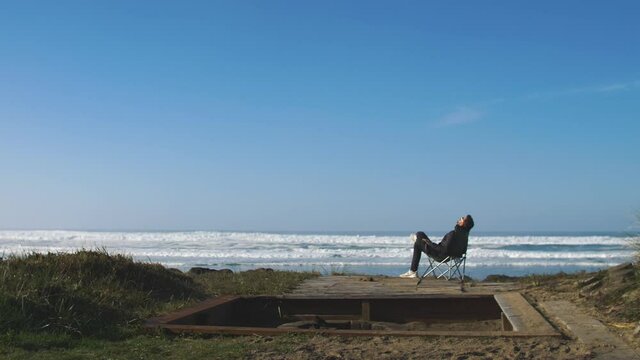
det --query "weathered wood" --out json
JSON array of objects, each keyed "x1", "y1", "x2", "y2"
[
  {"x1": 145, "y1": 296, "x2": 239, "y2": 326},
  {"x1": 288, "y1": 276, "x2": 518, "y2": 297},
  {"x1": 143, "y1": 276, "x2": 559, "y2": 338},
  {"x1": 494, "y1": 293, "x2": 555, "y2": 335},
  {"x1": 362, "y1": 300, "x2": 370, "y2": 321},
  {"x1": 501, "y1": 312, "x2": 513, "y2": 331},
  {"x1": 157, "y1": 323, "x2": 560, "y2": 338}
]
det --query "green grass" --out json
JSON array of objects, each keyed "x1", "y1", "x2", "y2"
[
  {"x1": 521, "y1": 271, "x2": 586, "y2": 287},
  {"x1": 0, "y1": 250, "x2": 318, "y2": 358},
  {"x1": 0, "y1": 250, "x2": 203, "y2": 338},
  {"x1": 193, "y1": 269, "x2": 318, "y2": 296},
  {"x1": 0, "y1": 332, "x2": 310, "y2": 360}
]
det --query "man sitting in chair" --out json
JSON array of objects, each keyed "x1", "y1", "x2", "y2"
[{"x1": 399, "y1": 214, "x2": 474, "y2": 278}]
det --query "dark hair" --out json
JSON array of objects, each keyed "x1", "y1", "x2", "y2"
[{"x1": 464, "y1": 214, "x2": 474, "y2": 230}]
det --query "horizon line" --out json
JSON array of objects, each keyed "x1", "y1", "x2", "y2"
[{"x1": 0, "y1": 228, "x2": 632, "y2": 235}]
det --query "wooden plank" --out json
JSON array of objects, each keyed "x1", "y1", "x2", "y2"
[
  {"x1": 155, "y1": 324, "x2": 560, "y2": 338},
  {"x1": 501, "y1": 312, "x2": 513, "y2": 331},
  {"x1": 541, "y1": 301, "x2": 640, "y2": 360},
  {"x1": 288, "y1": 276, "x2": 519, "y2": 298},
  {"x1": 494, "y1": 293, "x2": 556, "y2": 335},
  {"x1": 281, "y1": 314, "x2": 361, "y2": 321},
  {"x1": 145, "y1": 295, "x2": 239, "y2": 326},
  {"x1": 362, "y1": 300, "x2": 370, "y2": 321}
]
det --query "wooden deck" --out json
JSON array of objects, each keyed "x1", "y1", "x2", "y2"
[
  {"x1": 285, "y1": 275, "x2": 520, "y2": 298},
  {"x1": 144, "y1": 276, "x2": 562, "y2": 337},
  {"x1": 282, "y1": 276, "x2": 558, "y2": 337}
]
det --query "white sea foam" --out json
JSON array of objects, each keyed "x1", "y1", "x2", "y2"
[
  {"x1": 0, "y1": 231, "x2": 630, "y2": 248},
  {"x1": 0, "y1": 230, "x2": 634, "y2": 276}
]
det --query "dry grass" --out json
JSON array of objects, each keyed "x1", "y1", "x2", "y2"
[
  {"x1": 0, "y1": 250, "x2": 318, "y2": 339},
  {"x1": 0, "y1": 250, "x2": 204, "y2": 338}
]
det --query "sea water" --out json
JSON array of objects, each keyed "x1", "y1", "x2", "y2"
[{"x1": 0, "y1": 230, "x2": 635, "y2": 280}]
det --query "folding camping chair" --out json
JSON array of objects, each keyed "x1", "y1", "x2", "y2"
[{"x1": 416, "y1": 253, "x2": 466, "y2": 286}]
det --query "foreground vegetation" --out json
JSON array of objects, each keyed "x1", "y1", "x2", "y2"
[{"x1": 0, "y1": 250, "x2": 317, "y2": 359}]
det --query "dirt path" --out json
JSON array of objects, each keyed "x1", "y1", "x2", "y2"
[{"x1": 249, "y1": 334, "x2": 591, "y2": 359}]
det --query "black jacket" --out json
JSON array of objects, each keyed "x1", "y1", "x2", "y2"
[{"x1": 429, "y1": 225, "x2": 470, "y2": 259}]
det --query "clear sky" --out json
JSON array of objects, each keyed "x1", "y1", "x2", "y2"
[{"x1": 1, "y1": 1, "x2": 639, "y2": 232}]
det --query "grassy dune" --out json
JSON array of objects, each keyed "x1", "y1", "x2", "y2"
[
  {"x1": 0, "y1": 250, "x2": 203, "y2": 338},
  {"x1": 0, "y1": 250, "x2": 317, "y2": 359}
]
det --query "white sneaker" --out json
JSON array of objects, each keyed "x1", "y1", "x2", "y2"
[{"x1": 399, "y1": 270, "x2": 417, "y2": 278}]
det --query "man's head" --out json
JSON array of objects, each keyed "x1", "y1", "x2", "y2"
[{"x1": 457, "y1": 214, "x2": 474, "y2": 230}]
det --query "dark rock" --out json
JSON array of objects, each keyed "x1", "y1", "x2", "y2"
[
  {"x1": 247, "y1": 268, "x2": 274, "y2": 273},
  {"x1": 188, "y1": 267, "x2": 233, "y2": 275},
  {"x1": 484, "y1": 274, "x2": 520, "y2": 282},
  {"x1": 188, "y1": 267, "x2": 213, "y2": 275}
]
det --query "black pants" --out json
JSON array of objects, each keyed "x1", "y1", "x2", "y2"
[{"x1": 410, "y1": 231, "x2": 441, "y2": 272}]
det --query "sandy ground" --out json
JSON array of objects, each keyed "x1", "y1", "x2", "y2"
[{"x1": 248, "y1": 335, "x2": 591, "y2": 359}]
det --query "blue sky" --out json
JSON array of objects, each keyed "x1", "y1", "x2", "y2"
[{"x1": 1, "y1": 1, "x2": 639, "y2": 232}]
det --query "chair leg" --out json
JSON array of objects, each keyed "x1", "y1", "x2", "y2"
[
  {"x1": 417, "y1": 256, "x2": 450, "y2": 286},
  {"x1": 417, "y1": 265, "x2": 437, "y2": 286},
  {"x1": 418, "y1": 256, "x2": 467, "y2": 286},
  {"x1": 446, "y1": 257, "x2": 466, "y2": 282},
  {"x1": 462, "y1": 257, "x2": 466, "y2": 280}
]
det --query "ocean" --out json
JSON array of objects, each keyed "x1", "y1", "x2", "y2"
[{"x1": 0, "y1": 230, "x2": 635, "y2": 280}]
